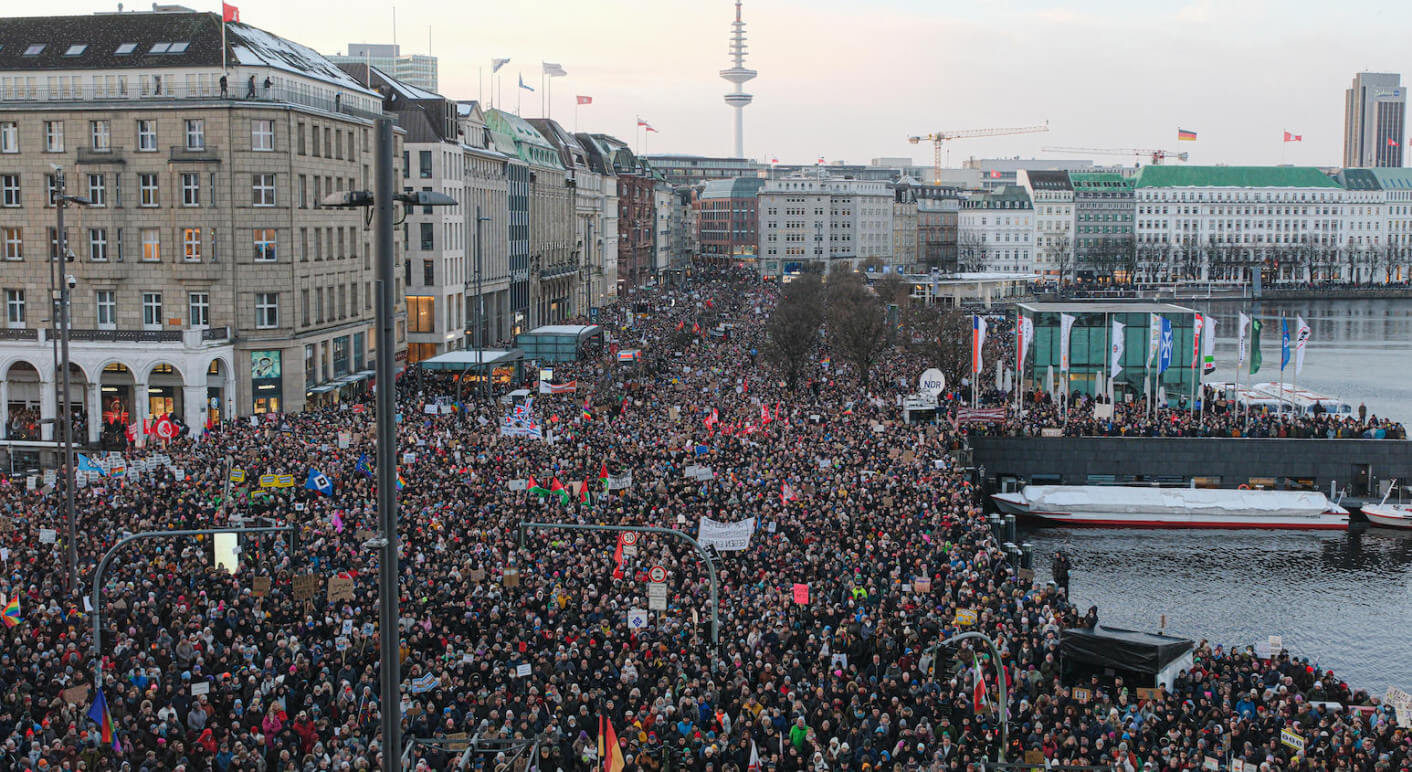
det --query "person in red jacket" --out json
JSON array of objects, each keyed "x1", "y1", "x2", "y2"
[{"x1": 292, "y1": 711, "x2": 319, "y2": 754}]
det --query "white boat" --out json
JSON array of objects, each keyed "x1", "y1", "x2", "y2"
[
  {"x1": 1362, "y1": 481, "x2": 1412, "y2": 530},
  {"x1": 992, "y1": 484, "x2": 1348, "y2": 530}
]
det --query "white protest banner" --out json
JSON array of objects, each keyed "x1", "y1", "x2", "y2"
[
  {"x1": 190, "y1": 681, "x2": 210, "y2": 696},
  {"x1": 516, "y1": 663, "x2": 531, "y2": 678},
  {"x1": 606, "y1": 472, "x2": 633, "y2": 490},
  {"x1": 39, "y1": 528, "x2": 57, "y2": 544},
  {"x1": 697, "y1": 516, "x2": 756, "y2": 552},
  {"x1": 627, "y1": 609, "x2": 649, "y2": 630}
]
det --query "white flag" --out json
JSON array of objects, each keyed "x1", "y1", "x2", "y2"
[
  {"x1": 1147, "y1": 313, "x2": 1162, "y2": 366},
  {"x1": 1059, "y1": 313, "x2": 1075, "y2": 372},
  {"x1": 1237, "y1": 312, "x2": 1250, "y2": 367},
  {"x1": 747, "y1": 740, "x2": 761, "y2": 772},
  {"x1": 1110, "y1": 319, "x2": 1125, "y2": 379},
  {"x1": 1202, "y1": 317, "x2": 1218, "y2": 375},
  {"x1": 1294, "y1": 315, "x2": 1311, "y2": 375}
]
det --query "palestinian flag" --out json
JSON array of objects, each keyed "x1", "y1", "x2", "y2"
[
  {"x1": 598, "y1": 462, "x2": 610, "y2": 490},
  {"x1": 528, "y1": 475, "x2": 552, "y2": 499},
  {"x1": 549, "y1": 477, "x2": 570, "y2": 505},
  {"x1": 578, "y1": 480, "x2": 589, "y2": 504}
]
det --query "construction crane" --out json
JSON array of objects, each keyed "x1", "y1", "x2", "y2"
[
  {"x1": 907, "y1": 124, "x2": 1050, "y2": 183},
  {"x1": 1042, "y1": 146, "x2": 1189, "y2": 166}
]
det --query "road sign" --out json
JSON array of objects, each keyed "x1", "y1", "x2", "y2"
[
  {"x1": 648, "y1": 565, "x2": 667, "y2": 583},
  {"x1": 621, "y1": 532, "x2": 639, "y2": 545},
  {"x1": 647, "y1": 583, "x2": 667, "y2": 611}
]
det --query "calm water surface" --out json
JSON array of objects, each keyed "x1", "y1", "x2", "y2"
[{"x1": 1023, "y1": 298, "x2": 1412, "y2": 696}]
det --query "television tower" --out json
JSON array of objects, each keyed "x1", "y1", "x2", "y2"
[{"x1": 719, "y1": 0, "x2": 756, "y2": 159}]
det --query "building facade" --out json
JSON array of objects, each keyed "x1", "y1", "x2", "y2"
[
  {"x1": 695, "y1": 176, "x2": 763, "y2": 264},
  {"x1": 1019, "y1": 170, "x2": 1074, "y2": 282},
  {"x1": 0, "y1": 10, "x2": 403, "y2": 442},
  {"x1": 641, "y1": 154, "x2": 760, "y2": 185},
  {"x1": 328, "y1": 43, "x2": 438, "y2": 93},
  {"x1": 956, "y1": 186, "x2": 1034, "y2": 274},
  {"x1": 1070, "y1": 172, "x2": 1134, "y2": 277},
  {"x1": 757, "y1": 175, "x2": 894, "y2": 276},
  {"x1": 891, "y1": 183, "x2": 919, "y2": 268},
  {"x1": 1343, "y1": 72, "x2": 1404, "y2": 169}
]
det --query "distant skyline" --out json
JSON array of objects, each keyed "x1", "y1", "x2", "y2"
[{"x1": 26, "y1": 0, "x2": 1412, "y2": 167}]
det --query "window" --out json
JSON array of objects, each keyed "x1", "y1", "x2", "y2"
[
  {"x1": 44, "y1": 121, "x2": 63, "y2": 152},
  {"x1": 298, "y1": 175, "x2": 307, "y2": 208},
  {"x1": 296, "y1": 123, "x2": 305, "y2": 155},
  {"x1": 23, "y1": 44, "x2": 45, "y2": 57},
  {"x1": 95, "y1": 290, "x2": 115, "y2": 328},
  {"x1": 0, "y1": 123, "x2": 16, "y2": 153},
  {"x1": 189, "y1": 292, "x2": 209, "y2": 327},
  {"x1": 136, "y1": 120, "x2": 157, "y2": 151},
  {"x1": 2, "y1": 228, "x2": 19, "y2": 260},
  {"x1": 138, "y1": 173, "x2": 158, "y2": 207},
  {"x1": 181, "y1": 172, "x2": 200, "y2": 206},
  {"x1": 182, "y1": 227, "x2": 201, "y2": 261},
  {"x1": 252, "y1": 174, "x2": 275, "y2": 206},
  {"x1": 89, "y1": 228, "x2": 107, "y2": 261},
  {"x1": 253, "y1": 228, "x2": 277, "y2": 261},
  {"x1": 4, "y1": 290, "x2": 23, "y2": 328},
  {"x1": 423, "y1": 259, "x2": 434, "y2": 285},
  {"x1": 184, "y1": 119, "x2": 205, "y2": 150},
  {"x1": 114, "y1": 43, "x2": 137, "y2": 56},
  {"x1": 420, "y1": 222, "x2": 434, "y2": 251},
  {"x1": 419, "y1": 151, "x2": 433, "y2": 178},
  {"x1": 252, "y1": 119, "x2": 273, "y2": 151},
  {"x1": 140, "y1": 228, "x2": 160, "y2": 261},
  {"x1": 406, "y1": 296, "x2": 435, "y2": 332},
  {"x1": 89, "y1": 120, "x2": 111, "y2": 151},
  {"x1": 142, "y1": 292, "x2": 163, "y2": 328},
  {"x1": 0, "y1": 175, "x2": 18, "y2": 207},
  {"x1": 255, "y1": 292, "x2": 278, "y2": 328},
  {"x1": 86, "y1": 174, "x2": 105, "y2": 207}
]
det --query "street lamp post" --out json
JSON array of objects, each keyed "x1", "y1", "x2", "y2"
[{"x1": 50, "y1": 166, "x2": 90, "y2": 592}]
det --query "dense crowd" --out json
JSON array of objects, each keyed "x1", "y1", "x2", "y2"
[{"x1": 0, "y1": 269, "x2": 1406, "y2": 772}]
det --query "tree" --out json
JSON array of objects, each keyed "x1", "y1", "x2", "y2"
[
  {"x1": 765, "y1": 272, "x2": 825, "y2": 388},
  {"x1": 825, "y1": 271, "x2": 891, "y2": 388},
  {"x1": 872, "y1": 273, "x2": 910, "y2": 307},
  {"x1": 903, "y1": 303, "x2": 972, "y2": 388},
  {"x1": 957, "y1": 233, "x2": 985, "y2": 272},
  {"x1": 1045, "y1": 234, "x2": 1073, "y2": 287}
]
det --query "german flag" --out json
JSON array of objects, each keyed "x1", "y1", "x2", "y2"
[{"x1": 1177, "y1": 128, "x2": 1197, "y2": 141}]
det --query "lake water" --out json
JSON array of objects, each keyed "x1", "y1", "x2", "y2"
[{"x1": 1026, "y1": 298, "x2": 1412, "y2": 696}]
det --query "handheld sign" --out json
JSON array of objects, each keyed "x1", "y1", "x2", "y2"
[
  {"x1": 792, "y1": 583, "x2": 810, "y2": 605},
  {"x1": 1280, "y1": 728, "x2": 1304, "y2": 752}
]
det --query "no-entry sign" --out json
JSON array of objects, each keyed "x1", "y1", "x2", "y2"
[{"x1": 648, "y1": 565, "x2": 667, "y2": 583}]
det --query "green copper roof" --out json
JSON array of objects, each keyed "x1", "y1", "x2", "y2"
[
  {"x1": 483, "y1": 109, "x2": 562, "y2": 169},
  {"x1": 1369, "y1": 168, "x2": 1412, "y2": 190},
  {"x1": 1068, "y1": 172, "x2": 1132, "y2": 190},
  {"x1": 1135, "y1": 166, "x2": 1340, "y2": 189}
]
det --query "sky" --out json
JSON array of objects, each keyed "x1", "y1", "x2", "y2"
[{"x1": 30, "y1": 0, "x2": 1412, "y2": 168}]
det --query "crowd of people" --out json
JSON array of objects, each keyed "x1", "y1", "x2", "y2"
[{"x1": 0, "y1": 268, "x2": 1405, "y2": 772}]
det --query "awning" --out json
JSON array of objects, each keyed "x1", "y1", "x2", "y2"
[
  {"x1": 307, "y1": 383, "x2": 338, "y2": 395},
  {"x1": 420, "y1": 349, "x2": 524, "y2": 371}
]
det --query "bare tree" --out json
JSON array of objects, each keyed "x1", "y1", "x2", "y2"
[
  {"x1": 1045, "y1": 233, "x2": 1073, "y2": 287},
  {"x1": 957, "y1": 232, "x2": 985, "y2": 272},
  {"x1": 825, "y1": 271, "x2": 892, "y2": 388},
  {"x1": 903, "y1": 303, "x2": 972, "y2": 387},
  {"x1": 765, "y1": 272, "x2": 825, "y2": 388}
]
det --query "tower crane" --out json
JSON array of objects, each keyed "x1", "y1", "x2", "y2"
[
  {"x1": 1041, "y1": 146, "x2": 1189, "y2": 166},
  {"x1": 907, "y1": 123, "x2": 1050, "y2": 184}
]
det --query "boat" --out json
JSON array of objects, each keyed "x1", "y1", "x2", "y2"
[
  {"x1": 992, "y1": 484, "x2": 1348, "y2": 530},
  {"x1": 1362, "y1": 480, "x2": 1412, "y2": 530}
]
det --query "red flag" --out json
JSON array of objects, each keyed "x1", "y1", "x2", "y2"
[
  {"x1": 601, "y1": 715, "x2": 625, "y2": 772},
  {"x1": 1283, "y1": 131, "x2": 1302, "y2": 143},
  {"x1": 222, "y1": 2, "x2": 239, "y2": 22},
  {"x1": 704, "y1": 299, "x2": 714, "y2": 309},
  {"x1": 576, "y1": 95, "x2": 592, "y2": 105},
  {"x1": 692, "y1": 322, "x2": 701, "y2": 334},
  {"x1": 761, "y1": 404, "x2": 771, "y2": 424},
  {"x1": 527, "y1": 474, "x2": 538, "y2": 491},
  {"x1": 578, "y1": 480, "x2": 589, "y2": 503},
  {"x1": 675, "y1": 320, "x2": 684, "y2": 331},
  {"x1": 973, "y1": 660, "x2": 988, "y2": 709},
  {"x1": 611, "y1": 534, "x2": 625, "y2": 579},
  {"x1": 1389, "y1": 138, "x2": 1401, "y2": 147}
]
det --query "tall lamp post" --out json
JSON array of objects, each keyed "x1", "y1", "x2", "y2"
[
  {"x1": 319, "y1": 117, "x2": 457, "y2": 772},
  {"x1": 49, "y1": 165, "x2": 90, "y2": 592}
]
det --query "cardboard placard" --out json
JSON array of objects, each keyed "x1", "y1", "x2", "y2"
[
  {"x1": 502, "y1": 568, "x2": 520, "y2": 588},
  {"x1": 0, "y1": 515, "x2": 11, "y2": 532},
  {"x1": 61, "y1": 685, "x2": 89, "y2": 704},
  {"x1": 1135, "y1": 686, "x2": 1162, "y2": 702},
  {"x1": 251, "y1": 576, "x2": 272, "y2": 598},
  {"x1": 327, "y1": 576, "x2": 355, "y2": 602},
  {"x1": 190, "y1": 681, "x2": 210, "y2": 696},
  {"x1": 913, "y1": 577, "x2": 931, "y2": 593},
  {"x1": 292, "y1": 574, "x2": 320, "y2": 601},
  {"x1": 1072, "y1": 687, "x2": 1092, "y2": 704}
]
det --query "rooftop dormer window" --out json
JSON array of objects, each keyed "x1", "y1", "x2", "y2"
[
  {"x1": 23, "y1": 44, "x2": 45, "y2": 56},
  {"x1": 64, "y1": 44, "x2": 87, "y2": 56},
  {"x1": 115, "y1": 43, "x2": 137, "y2": 55}
]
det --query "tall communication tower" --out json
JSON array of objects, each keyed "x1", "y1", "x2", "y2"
[{"x1": 719, "y1": 1, "x2": 757, "y2": 158}]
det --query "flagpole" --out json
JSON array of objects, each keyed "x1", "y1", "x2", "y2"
[
  {"x1": 478, "y1": 66, "x2": 483, "y2": 105},
  {"x1": 220, "y1": 9, "x2": 227, "y2": 78}
]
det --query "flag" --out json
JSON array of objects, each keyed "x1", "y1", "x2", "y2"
[
  {"x1": 1202, "y1": 317, "x2": 1218, "y2": 375},
  {"x1": 1389, "y1": 138, "x2": 1400, "y2": 147},
  {"x1": 581, "y1": 406, "x2": 593, "y2": 421},
  {"x1": 1237, "y1": 312, "x2": 1250, "y2": 367},
  {"x1": 1294, "y1": 315, "x2": 1311, "y2": 375},
  {"x1": 222, "y1": 2, "x2": 239, "y2": 22},
  {"x1": 543, "y1": 62, "x2": 567, "y2": 77},
  {"x1": 692, "y1": 321, "x2": 701, "y2": 335},
  {"x1": 305, "y1": 468, "x2": 333, "y2": 496},
  {"x1": 817, "y1": 156, "x2": 826, "y2": 164},
  {"x1": 578, "y1": 480, "x2": 589, "y2": 504},
  {"x1": 1110, "y1": 319, "x2": 1125, "y2": 380},
  {"x1": 770, "y1": 156, "x2": 779, "y2": 164},
  {"x1": 1191, "y1": 314, "x2": 1204, "y2": 370},
  {"x1": 1177, "y1": 128, "x2": 1198, "y2": 141},
  {"x1": 355, "y1": 453, "x2": 373, "y2": 479},
  {"x1": 77, "y1": 454, "x2": 107, "y2": 477},
  {"x1": 549, "y1": 477, "x2": 570, "y2": 505},
  {"x1": 747, "y1": 739, "x2": 762, "y2": 772},
  {"x1": 396, "y1": 473, "x2": 407, "y2": 491},
  {"x1": 611, "y1": 534, "x2": 625, "y2": 579},
  {"x1": 704, "y1": 408, "x2": 719, "y2": 430},
  {"x1": 990, "y1": 170, "x2": 1002, "y2": 179},
  {"x1": 1147, "y1": 313, "x2": 1162, "y2": 366},
  {"x1": 1158, "y1": 317, "x2": 1173, "y2": 374},
  {"x1": 598, "y1": 462, "x2": 609, "y2": 489},
  {"x1": 781, "y1": 481, "x2": 797, "y2": 504},
  {"x1": 1250, "y1": 318, "x2": 1263, "y2": 375},
  {"x1": 971, "y1": 315, "x2": 987, "y2": 374},
  {"x1": 576, "y1": 95, "x2": 593, "y2": 105},
  {"x1": 518, "y1": 75, "x2": 535, "y2": 92},
  {"x1": 600, "y1": 715, "x2": 625, "y2": 772},
  {"x1": 491, "y1": 57, "x2": 510, "y2": 73},
  {"x1": 87, "y1": 687, "x2": 121, "y2": 752},
  {"x1": 973, "y1": 659, "x2": 988, "y2": 709},
  {"x1": 1283, "y1": 131, "x2": 1302, "y2": 142},
  {"x1": 646, "y1": 125, "x2": 659, "y2": 134},
  {"x1": 1, "y1": 594, "x2": 18, "y2": 628},
  {"x1": 1016, "y1": 314, "x2": 1034, "y2": 376},
  {"x1": 1280, "y1": 317, "x2": 1290, "y2": 372},
  {"x1": 1059, "y1": 313, "x2": 1075, "y2": 372}
]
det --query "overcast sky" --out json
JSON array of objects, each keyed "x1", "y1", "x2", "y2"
[{"x1": 34, "y1": 0, "x2": 1412, "y2": 167}]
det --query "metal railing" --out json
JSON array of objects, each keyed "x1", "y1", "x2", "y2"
[
  {"x1": 0, "y1": 81, "x2": 390, "y2": 124},
  {"x1": 0, "y1": 329, "x2": 38, "y2": 341},
  {"x1": 201, "y1": 325, "x2": 232, "y2": 342},
  {"x1": 68, "y1": 329, "x2": 182, "y2": 343}
]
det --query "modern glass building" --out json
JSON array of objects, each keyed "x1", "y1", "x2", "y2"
[{"x1": 1017, "y1": 302, "x2": 1200, "y2": 405}]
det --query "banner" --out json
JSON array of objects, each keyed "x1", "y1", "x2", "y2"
[
  {"x1": 538, "y1": 380, "x2": 578, "y2": 395},
  {"x1": 1280, "y1": 317, "x2": 1290, "y2": 372},
  {"x1": 605, "y1": 472, "x2": 633, "y2": 490},
  {"x1": 1109, "y1": 319, "x2": 1125, "y2": 379},
  {"x1": 1191, "y1": 314, "x2": 1204, "y2": 370},
  {"x1": 1294, "y1": 315, "x2": 1310, "y2": 375},
  {"x1": 1202, "y1": 317, "x2": 1218, "y2": 375},
  {"x1": 1158, "y1": 317, "x2": 1173, "y2": 374},
  {"x1": 697, "y1": 516, "x2": 756, "y2": 552},
  {"x1": 1250, "y1": 318, "x2": 1263, "y2": 374},
  {"x1": 1059, "y1": 313, "x2": 1075, "y2": 372},
  {"x1": 1016, "y1": 315, "x2": 1033, "y2": 375},
  {"x1": 971, "y1": 315, "x2": 987, "y2": 374},
  {"x1": 955, "y1": 407, "x2": 1006, "y2": 423},
  {"x1": 1148, "y1": 313, "x2": 1161, "y2": 366},
  {"x1": 1237, "y1": 312, "x2": 1250, "y2": 367}
]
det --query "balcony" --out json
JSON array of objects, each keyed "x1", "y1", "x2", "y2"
[
  {"x1": 76, "y1": 146, "x2": 127, "y2": 165},
  {"x1": 0, "y1": 328, "x2": 38, "y2": 341},
  {"x1": 69, "y1": 329, "x2": 182, "y2": 343},
  {"x1": 201, "y1": 325, "x2": 232, "y2": 342},
  {"x1": 169, "y1": 145, "x2": 222, "y2": 163}
]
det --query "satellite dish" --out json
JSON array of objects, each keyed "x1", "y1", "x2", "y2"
[{"x1": 919, "y1": 368, "x2": 946, "y2": 400}]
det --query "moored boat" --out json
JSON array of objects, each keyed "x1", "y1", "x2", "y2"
[
  {"x1": 992, "y1": 484, "x2": 1348, "y2": 530},
  {"x1": 1362, "y1": 481, "x2": 1412, "y2": 530}
]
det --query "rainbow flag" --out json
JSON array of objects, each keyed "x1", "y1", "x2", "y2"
[
  {"x1": 1, "y1": 594, "x2": 18, "y2": 628},
  {"x1": 87, "y1": 686, "x2": 121, "y2": 752},
  {"x1": 581, "y1": 407, "x2": 593, "y2": 421},
  {"x1": 396, "y1": 473, "x2": 407, "y2": 490},
  {"x1": 1177, "y1": 128, "x2": 1197, "y2": 141}
]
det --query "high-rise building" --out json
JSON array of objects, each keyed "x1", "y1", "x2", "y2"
[
  {"x1": 1344, "y1": 72, "x2": 1405, "y2": 168},
  {"x1": 329, "y1": 44, "x2": 438, "y2": 93},
  {"x1": 719, "y1": 1, "x2": 756, "y2": 158}
]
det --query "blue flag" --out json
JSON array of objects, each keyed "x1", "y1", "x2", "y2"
[
  {"x1": 76, "y1": 454, "x2": 106, "y2": 477},
  {"x1": 355, "y1": 454, "x2": 373, "y2": 479},
  {"x1": 305, "y1": 468, "x2": 333, "y2": 496},
  {"x1": 87, "y1": 686, "x2": 121, "y2": 752},
  {"x1": 1280, "y1": 317, "x2": 1290, "y2": 371},
  {"x1": 1158, "y1": 317, "x2": 1173, "y2": 374}
]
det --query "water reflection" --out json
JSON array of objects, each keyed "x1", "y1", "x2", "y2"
[{"x1": 1026, "y1": 525, "x2": 1412, "y2": 695}]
